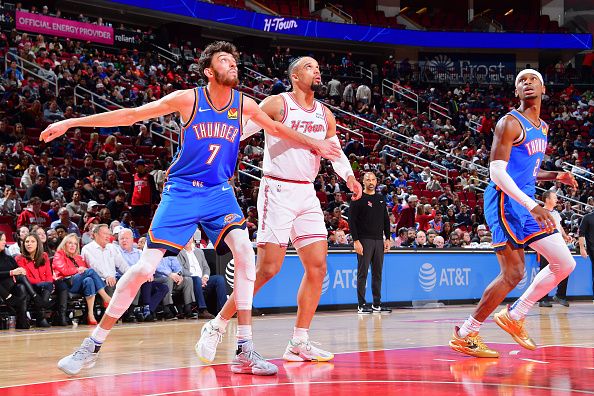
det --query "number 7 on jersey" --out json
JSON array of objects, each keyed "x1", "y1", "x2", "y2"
[{"x1": 206, "y1": 144, "x2": 221, "y2": 165}]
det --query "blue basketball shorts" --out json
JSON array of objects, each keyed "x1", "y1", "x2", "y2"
[
  {"x1": 147, "y1": 179, "x2": 246, "y2": 255},
  {"x1": 484, "y1": 185, "x2": 556, "y2": 252}
]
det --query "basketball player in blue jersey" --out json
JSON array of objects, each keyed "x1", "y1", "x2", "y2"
[
  {"x1": 40, "y1": 41, "x2": 341, "y2": 376},
  {"x1": 450, "y1": 69, "x2": 578, "y2": 358}
]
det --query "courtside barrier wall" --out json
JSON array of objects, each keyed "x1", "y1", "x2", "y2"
[{"x1": 214, "y1": 251, "x2": 593, "y2": 309}]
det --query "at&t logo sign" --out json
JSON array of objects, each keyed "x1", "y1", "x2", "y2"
[
  {"x1": 419, "y1": 263, "x2": 437, "y2": 292},
  {"x1": 419, "y1": 263, "x2": 471, "y2": 292}
]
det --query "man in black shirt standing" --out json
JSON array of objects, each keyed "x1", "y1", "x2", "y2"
[
  {"x1": 578, "y1": 210, "x2": 594, "y2": 300},
  {"x1": 348, "y1": 172, "x2": 391, "y2": 314}
]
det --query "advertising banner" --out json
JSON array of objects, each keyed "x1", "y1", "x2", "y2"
[
  {"x1": 419, "y1": 52, "x2": 516, "y2": 82},
  {"x1": 243, "y1": 252, "x2": 593, "y2": 309},
  {"x1": 106, "y1": 0, "x2": 592, "y2": 50},
  {"x1": 15, "y1": 10, "x2": 114, "y2": 45},
  {"x1": 114, "y1": 28, "x2": 142, "y2": 48}
]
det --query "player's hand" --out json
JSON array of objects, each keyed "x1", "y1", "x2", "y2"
[
  {"x1": 347, "y1": 175, "x2": 362, "y2": 200},
  {"x1": 354, "y1": 240, "x2": 363, "y2": 255},
  {"x1": 312, "y1": 138, "x2": 341, "y2": 161},
  {"x1": 39, "y1": 120, "x2": 71, "y2": 143},
  {"x1": 530, "y1": 205, "x2": 556, "y2": 234},
  {"x1": 556, "y1": 172, "x2": 578, "y2": 189},
  {"x1": 106, "y1": 276, "x2": 117, "y2": 287},
  {"x1": 383, "y1": 239, "x2": 391, "y2": 252}
]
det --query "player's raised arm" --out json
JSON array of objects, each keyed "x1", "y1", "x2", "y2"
[
  {"x1": 241, "y1": 96, "x2": 341, "y2": 161},
  {"x1": 489, "y1": 115, "x2": 555, "y2": 233},
  {"x1": 40, "y1": 90, "x2": 192, "y2": 143},
  {"x1": 323, "y1": 105, "x2": 362, "y2": 200}
]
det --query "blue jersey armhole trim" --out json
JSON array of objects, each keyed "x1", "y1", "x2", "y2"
[{"x1": 181, "y1": 88, "x2": 198, "y2": 129}]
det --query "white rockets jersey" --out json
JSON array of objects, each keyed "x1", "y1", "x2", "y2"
[{"x1": 262, "y1": 92, "x2": 328, "y2": 182}]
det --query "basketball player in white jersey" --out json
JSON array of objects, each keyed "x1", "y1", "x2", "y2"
[{"x1": 197, "y1": 56, "x2": 362, "y2": 363}]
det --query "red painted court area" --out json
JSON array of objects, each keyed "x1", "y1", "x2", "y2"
[{"x1": 4, "y1": 344, "x2": 593, "y2": 395}]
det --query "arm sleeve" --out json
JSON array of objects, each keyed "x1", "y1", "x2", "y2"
[
  {"x1": 241, "y1": 119, "x2": 263, "y2": 141},
  {"x1": 329, "y1": 135, "x2": 354, "y2": 182},
  {"x1": 489, "y1": 160, "x2": 538, "y2": 211},
  {"x1": 348, "y1": 200, "x2": 360, "y2": 241}
]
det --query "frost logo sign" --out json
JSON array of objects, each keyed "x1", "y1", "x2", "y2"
[
  {"x1": 419, "y1": 263, "x2": 437, "y2": 292},
  {"x1": 263, "y1": 17, "x2": 298, "y2": 32}
]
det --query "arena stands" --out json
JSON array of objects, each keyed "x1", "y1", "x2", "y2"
[{"x1": 0, "y1": 2, "x2": 592, "y2": 327}]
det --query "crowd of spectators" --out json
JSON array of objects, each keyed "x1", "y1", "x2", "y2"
[{"x1": 0, "y1": 4, "x2": 593, "y2": 327}]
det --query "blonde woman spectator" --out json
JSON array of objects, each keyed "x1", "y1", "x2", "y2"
[
  {"x1": 52, "y1": 233, "x2": 112, "y2": 325},
  {"x1": 20, "y1": 164, "x2": 37, "y2": 189}
]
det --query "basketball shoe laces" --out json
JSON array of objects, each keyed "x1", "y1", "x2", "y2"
[
  {"x1": 467, "y1": 334, "x2": 489, "y2": 350},
  {"x1": 243, "y1": 349, "x2": 266, "y2": 366},
  {"x1": 71, "y1": 345, "x2": 92, "y2": 362},
  {"x1": 207, "y1": 325, "x2": 224, "y2": 348}
]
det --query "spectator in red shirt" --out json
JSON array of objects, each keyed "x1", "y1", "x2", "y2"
[
  {"x1": 397, "y1": 195, "x2": 418, "y2": 230},
  {"x1": 15, "y1": 233, "x2": 53, "y2": 327},
  {"x1": 16, "y1": 196, "x2": 51, "y2": 229},
  {"x1": 415, "y1": 204, "x2": 436, "y2": 232},
  {"x1": 52, "y1": 233, "x2": 112, "y2": 325}
]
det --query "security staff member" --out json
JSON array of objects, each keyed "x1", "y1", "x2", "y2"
[{"x1": 348, "y1": 172, "x2": 391, "y2": 314}]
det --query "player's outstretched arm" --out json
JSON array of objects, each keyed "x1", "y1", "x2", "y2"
[
  {"x1": 323, "y1": 106, "x2": 362, "y2": 200},
  {"x1": 490, "y1": 115, "x2": 555, "y2": 233},
  {"x1": 40, "y1": 90, "x2": 190, "y2": 142},
  {"x1": 242, "y1": 96, "x2": 341, "y2": 161}
]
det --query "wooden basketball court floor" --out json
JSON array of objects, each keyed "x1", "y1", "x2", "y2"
[{"x1": 0, "y1": 303, "x2": 593, "y2": 395}]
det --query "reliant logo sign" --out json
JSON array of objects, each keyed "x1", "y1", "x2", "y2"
[
  {"x1": 263, "y1": 17, "x2": 298, "y2": 32},
  {"x1": 419, "y1": 262, "x2": 471, "y2": 292}
]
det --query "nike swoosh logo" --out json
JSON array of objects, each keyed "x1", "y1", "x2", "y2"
[
  {"x1": 198, "y1": 107, "x2": 211, "y2": 112},
  {"x1": 526, "y1": 126, "x2": 533, "y2": 131},
  {"x1": 222, "y1": 186, "x2": 232, "y2": 191}
]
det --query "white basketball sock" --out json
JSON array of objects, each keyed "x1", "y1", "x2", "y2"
[{"x1": 459, "y1": 315, "x2": 482, "y2": 337}]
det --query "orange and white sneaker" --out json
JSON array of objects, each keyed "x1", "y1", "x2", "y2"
[
  {"x1": 449, "y1": 326, "x2": 499, "y2": 358},
  {"x1": 493, "y1": 305, "x2": 537, "y2": 350}
]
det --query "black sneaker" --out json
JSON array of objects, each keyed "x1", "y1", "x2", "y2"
[
  {"x1": 357, "y1": 305, "x2": 373, "y2": 314},
  {"x1": 553, "y1": 296, "x2": 570, "y2": 307},
  {"x1": 539, "y1": 300, "x2": 553, "y2": 307},
  {"x1": 372, "y1": 304, "x2": 392, "y2": 313}
]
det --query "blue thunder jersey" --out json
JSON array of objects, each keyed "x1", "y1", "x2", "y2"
[
  {"x1": 484, "y1": 109, "x2": 552, "y2": 251},
  {"x1": 166, "y1": 87, "x2": 243, "y2": 186},
  {"x1": 487, "y1": 108, "x2": 549, "y2": 196}
]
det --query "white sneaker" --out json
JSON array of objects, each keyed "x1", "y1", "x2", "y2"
[
  {"x1": 231, "y1": 340, "x2": 278, "y2": 376},
  {"x1": 57, "y1": 337, "x2": 98, "y2": 375},
  {"x1": 195, "y1": 320, "x2": 225, "y2": 364},
  {"x1": 283, "y1": 339, "x2": 334, "y2": 362}
]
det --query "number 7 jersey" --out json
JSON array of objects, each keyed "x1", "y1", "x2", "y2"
[{"x1": 166, "y1": 87, "x2": 243, "y2": 186}]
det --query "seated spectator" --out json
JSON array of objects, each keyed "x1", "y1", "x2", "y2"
[
  {"x1": 392, "y1": 227, "x2": 407, "y2": 247},
  {"x1": 8, "y1": 226, "x2": 29, "y2": 257},
  {"x1": 16, "y1": 197, "x2": 51, "y2": 229},
  {"x1": 106, "y1": 190, "x2": 127, "y2": 222},
  {"x1": 119, "y1": 211, "x2": 140, "y2": 239},
  {"x1": 154, "y1": 255, "x2": 196, "y2": 320},
  {"x1": 117, "y1": 228, "x2": 167, "y2": 322},
  {"x1": 434, "y1": 236, "x2": 445, "y2": 248},
  {"x1": 331, "y1": 207, "x2": 350, "y2": 233},
  {"x1": 99, "y1": 136, "x2": 118, "y2": 158},
  {"x1": 400, "y1": 228, "x2": 416, "y2": 247},
  {"x1": 20, "y1": 164, "x2": 38, "y2": 189},
  {"x1": 426, "y1": 229, "x2": 438, "y2": 247},
  {"x1": 51, "y1": 208, "x2": 81, "y2": 237},
  {"x1": 81, "y1": 216, "x2": 99, "y2": 246},
  {"x1": 330, "y1": 229, "x2": 351, "y2": 247},
  {"x1": 412, "y1": 230, "x2": 428, "y2": 249},
  {"x1": 178, "y1": 239, "x2": 227, "y2": 318},
  {"x1": 447, "y1": 232, "x2": 461, "y2": 248},
  {"x1": 15, "y1": 233, "x2": 53, "y2": 327},
  {"x1": 0, "y1": 231, "x2": 31, "y2": 329},
  {"x1": 416, "y1": 204, "x2": 435, "y2": 231},
  {"x1": 65, "y1": 190, "x2": 86, "y2": 223},
  {"x1": 137, "y1": 236, "x2": 147, "y2": 251},
  {"x1": 52, "y1": 233, "x2": 112, "y2": 325},
  {"x1": 48, "y1": 177, "x2": 65, "y2": 202},
  {"x1": 43, "y1": 100, "x2": 64, "y2": 122},
  {"x1": 455, "y1": 205, "x2": 472, "y2": 227},
  {"x1": 0, "y1": 186, "x2": 22, "y2": 216}
]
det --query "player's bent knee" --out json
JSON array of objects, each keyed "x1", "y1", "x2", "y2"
[
  {"x1": 304, "y1": 260, "x2": 326, "y2": 280},
  {"x1": 257, "y1": 262, "x2": 281, "y2": 281},
  {"x1": 503, "y1": 268, "x2": 524, "y2": 286}
]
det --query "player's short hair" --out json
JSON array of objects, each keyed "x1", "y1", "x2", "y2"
[
  {"x1": 197, "y1": 41, "x2": 239, "y2": 79},
  {"x1": 287, "y1": 57, "x2": 304, "y2": 84}
]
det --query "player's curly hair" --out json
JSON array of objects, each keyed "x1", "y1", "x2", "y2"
[{"x1": 197, "y1": 41, "x2": 239, "y2": 78}]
